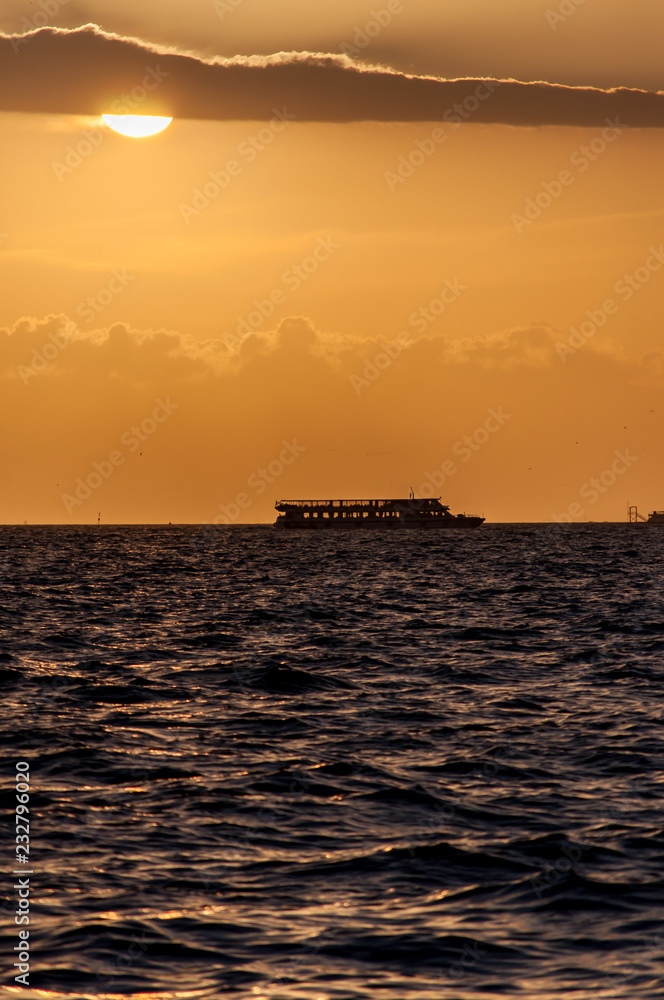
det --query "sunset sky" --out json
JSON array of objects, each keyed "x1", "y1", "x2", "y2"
[{"x1": 1, "y1": 1, "x2": 663, "y2": 523}]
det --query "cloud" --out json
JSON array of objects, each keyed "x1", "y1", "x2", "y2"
[
  {"x1": 2, "y1": 311, "x2": 661, "y2": 523},
  {"x1": 3, "y1": 311, "x2": 661, "y2": 387},
  {"x1": 1, "y1": 313, "x2": 205, "y2": 384},
  {"x1": 2, "y1": 24, "x2": 664, "y2": 127},
  {"x1": 445, "y1": 323, "x2": 566, "y2": 370}
]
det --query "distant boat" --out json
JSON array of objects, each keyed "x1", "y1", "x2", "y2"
[
  {"x1": 274, "y1": 497, "x2": 484, "y2": 529},
  {"x1": 628, "y1": 506, "x2": 664, "y2": 525}
]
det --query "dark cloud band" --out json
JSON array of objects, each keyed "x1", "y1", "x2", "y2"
[{"x1": 1, "y1": 24, "x2": 664, "y2": 126}]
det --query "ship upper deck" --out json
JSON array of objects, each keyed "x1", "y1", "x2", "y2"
[{"x1": 275, "y1": 498, "x2": 450, "y2": 511}]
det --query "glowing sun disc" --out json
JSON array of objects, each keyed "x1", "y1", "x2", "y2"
[{"x1": 102, "y1": 114, "x2": 172, "y2": 137}]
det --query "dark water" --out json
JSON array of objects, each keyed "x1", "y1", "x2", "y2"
[{"x1": 2, "y1": 523, "x2": 664, "y2": 999}]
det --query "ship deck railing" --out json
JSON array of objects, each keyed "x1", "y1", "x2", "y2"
[{"x1": 276, "y1": 498, "x2": 448, "y2": 508}]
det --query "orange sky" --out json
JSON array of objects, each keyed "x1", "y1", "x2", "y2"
[{"x1": 1, "y1": 3, "x2": 663, "y2": 523}]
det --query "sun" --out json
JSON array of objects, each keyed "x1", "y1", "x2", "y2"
[{"x1": 102, "y1": 115, "x2": 172, "y2": 138}]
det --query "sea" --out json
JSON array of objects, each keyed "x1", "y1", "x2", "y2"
[{"x1": 2, "y1": 522, "x2": 664, "y2": 1000}]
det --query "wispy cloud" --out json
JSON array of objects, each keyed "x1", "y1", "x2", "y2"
[{"x1": 2, "y1": 25, "x2": 664, "y2": 126}]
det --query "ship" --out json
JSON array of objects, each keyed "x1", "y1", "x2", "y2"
[
  {"x1": 274, "y1": 497, "x2": 484, "y2": 529},
  {"x1": 628, "y1": 506, "x2": 664, "y2": 525}
]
